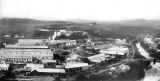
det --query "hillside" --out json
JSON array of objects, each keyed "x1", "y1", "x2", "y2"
[
  {"x1": 69, "y1": 19, "x2": 160, "y2": 28},
  {"x1": 0, "y1": 18, "x2": 160, "y2": 43},
  {"x1": 0, "y1": 18, "x2": 74, "y2": 38},
  {"x1": 116, "y1": 19, "x2": 160, "y2": 28}
]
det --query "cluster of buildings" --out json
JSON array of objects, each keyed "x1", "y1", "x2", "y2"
[
  {"x1": 0, "y1": 38, "x2": 89, "y2": 77},
  {"x1": 50, "y1": 29, "x2": 87, "y2": 38},
  {"x1": 0, "y1": 29, "x2": 130, "y2": 78}
]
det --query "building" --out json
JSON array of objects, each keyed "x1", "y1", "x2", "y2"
[
  {"x1": 63, "y1": 52, "x2": 89, "y2": 73},
  {"x1": 51, "y1": 39, "x2": 76, "y2": 46},
  {"x1": 0, "y1": 61, "x2": 9, "y2": 71},
  {"x1": 35, "y1": 68, "x2": 66, "y2": 76},
  {"x1": 16, "y1": 39, "x2": 49, "y2": 46},
  {"x1": 115, "y1": 39, "x2": 128, "y2": 45},
  {"x1": 76, "y1": 39, "x2": 87, "y2": 45},
  {"x1": 4, "y1": 45, "x2": 49, "y2": 49},
  {"x1": 66, "y1": 52, "x2": 81, "y2": 63},
  {"x1": 50, "y1": 29, "x2": 88, "y2": 46},
  {"x1": 41, "y1": 60, "x2": 56, "y2": 64},
  {"x1": 38, "y1": 29, "x2": 50, "y2": 31},
  {"x1": 0, "y1": 63, "x2": 9, "y2": 71},
  {"x1": 144, "y1": 37, "x2": 153, "y2": 44},
  {"x1": 100, "y1": 46, "x2": 129, "y2": 56},
  {"x1": 87, "y1": 54, "x2": 115, "y2": 63},
  {"x1": 4, "y1": 35, "x2": 10, "y2": 38},
  {"x1": 25, "y1": 63, "x2": 44, "y2": 71},
  {"x1": 0, "y1": 45, "x2": 53, "y2": 63},
  {"x1": 64, "y1": 62, "x2": 88, "y2": 73}
]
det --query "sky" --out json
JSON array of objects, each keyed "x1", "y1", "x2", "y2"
[{"x1": 0, "y1": 0, "x2": 160, "y2": 21}]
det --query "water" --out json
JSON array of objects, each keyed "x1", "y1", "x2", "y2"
[
  {"x1": 136, "y1": 43, "x2": 150, "y2": 59},
  {"x1": 136, "y1": 43, "x2": 160, "y2": 81}
]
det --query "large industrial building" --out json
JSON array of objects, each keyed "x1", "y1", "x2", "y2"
[
  {"x1": 0, "y1": 39, "x2": 53, "y2": 63},
  {"x1": 16, "y1": 39, "x2": 49, "y2": 46}
]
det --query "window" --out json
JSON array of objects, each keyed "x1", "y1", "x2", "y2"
[{"x1": 80, "y1": 67, "x2": 82, "y2": 71}]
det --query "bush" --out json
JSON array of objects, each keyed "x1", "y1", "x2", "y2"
[
  {"x1": 140, "y1": 41, "x2": 150, "y2": 50},
  {"x1": 76, "y1": 73, "x2": 88, "y2": 81},
  {"x1": 29, "y1": 70, "x2": 38, "y2": 76}
]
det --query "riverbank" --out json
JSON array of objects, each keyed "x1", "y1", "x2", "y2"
[{"x1": 136, "y1": 42, "x2": 160, "y2": 81}]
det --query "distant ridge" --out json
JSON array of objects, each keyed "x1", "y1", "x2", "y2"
[
  {"x1": 1, "y1": 18, "x2": 160, "y2": 26},
  {"x1": 68, "y1": 18, "x2": 95, "y2": 23},
  {"x1": 116, "y1": 19, "x2": 160, "y2": 27},
  {"x1": 0, "y1": 18, "x2": 160, "y2": 41}
]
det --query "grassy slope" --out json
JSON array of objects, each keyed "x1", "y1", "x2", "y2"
[{"x1": 0, "y1": 18, "x2": 160, "y2": 40}]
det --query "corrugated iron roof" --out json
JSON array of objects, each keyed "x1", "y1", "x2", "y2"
[
  {"x1": 5, "y1": 45, "x2": 48, "y2": 49},
  {"x1": 64, "y1": 62, "x2": 88, "y2": 68},
  {"x1": 36, "y1": 68, "x2": 65, "y2": 73}
]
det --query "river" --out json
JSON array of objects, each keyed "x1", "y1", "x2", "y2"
[{"x1": 136, "y1": 43, "x2": 160, "y2": 81}]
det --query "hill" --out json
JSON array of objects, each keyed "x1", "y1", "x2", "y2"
[
  {"x1": 116, "y1": 19, "x2": 160, "y2": 28},
  {"x1": 0, "y1": 18, "x2": 160, "y2": 43},
  {"x1": 0, "y1": 18, "x2": 74, "y2": 38},
  {"x1": 68, "y1": 19, "x2": 160, "y2": 28}
]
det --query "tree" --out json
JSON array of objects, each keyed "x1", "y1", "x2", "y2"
[
  {"x1": 82, "y1": 58, "x2": 92, "y2": 64},
  {"x1": 76, "y1": 73, "x2": 88, "y2": 81},
  {"x1": 55, "y1": 75, "x2": 61, "y2": 81},
  {"x1": 1, "y1": 65, "x2": 17, "y2": 81},
  {"x1": 29, "y1": 70, "x2": 38, "y2": 76},
  {"x1": 148, "y1": 48, "x2": 156, "y2": 57},
  {"x1": 157, "y1": 43, "x2": 160, "y2": 50}
]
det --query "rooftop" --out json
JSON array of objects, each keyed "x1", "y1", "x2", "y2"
[
  {"x1": 100, "y1": 50, "x2": 127, "y2": 55},
  {"x1": 35, "y1": 68, "x2": 65, "y2": 73},
  {"x1": 87, "y1": 54, "x2": 115, "y2": 63},
  {"x1": 64, "y1": 62, "x2": 88, "y2": 68},
  {"x1": 19, "y1": 39, "x2": 44, "y2": 40},
  {"x1": 0, "y1": 48, "x2": 52, "y2": 52},
  {"x1": 5, "y1": 45, "x2": 49, "y2": 49},
  {"x1": 41, "y1": 60, "x2": 56, "y2": 63},
  {"x1": 0, "y1": 63, "x2": 9, "y2": 68}
]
